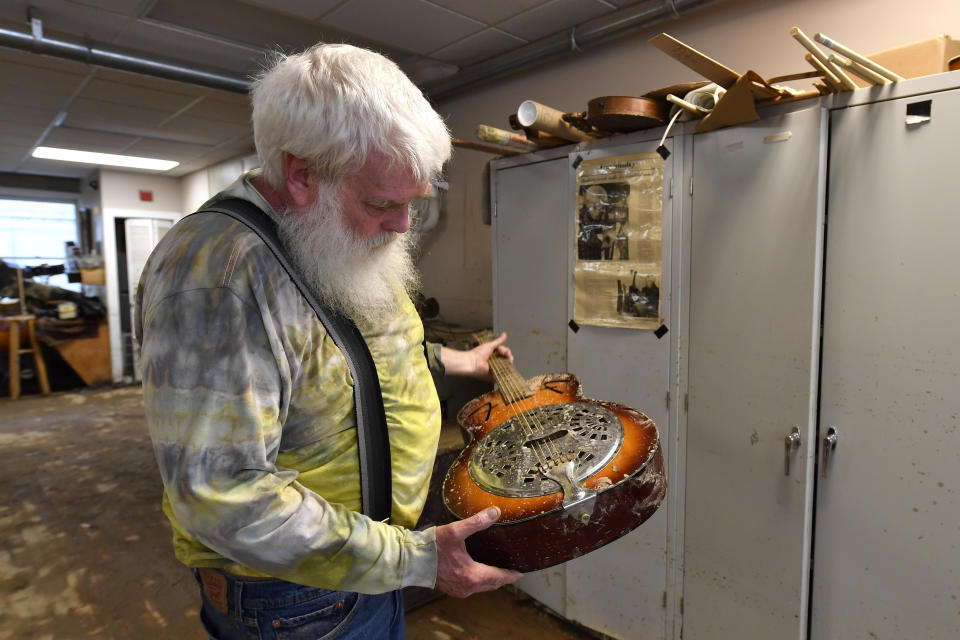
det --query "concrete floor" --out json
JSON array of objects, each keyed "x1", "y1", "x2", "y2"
[{"x1": 0, "y1": 386, "x2": 594, "y2": 639}]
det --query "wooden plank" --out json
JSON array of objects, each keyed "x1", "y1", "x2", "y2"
[{"x1": 648, "y1": 33, "x2": 741, "y2": 87}]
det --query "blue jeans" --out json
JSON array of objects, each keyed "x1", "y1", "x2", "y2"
[{"x1": 192, "y1": 569, "x2": 405, "y2": 639}]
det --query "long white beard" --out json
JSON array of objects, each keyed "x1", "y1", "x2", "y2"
[{"x1": 276, "y1": 184, "x2": 419, "y2": 324}]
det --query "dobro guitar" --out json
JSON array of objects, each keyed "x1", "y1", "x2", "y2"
[{"x1": 442, "y1": 334, "x2": 666, "y2": 572}]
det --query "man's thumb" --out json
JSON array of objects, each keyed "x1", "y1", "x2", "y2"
[{"x1": 461, "y1": 507, "x2": 501, "y2": 535}]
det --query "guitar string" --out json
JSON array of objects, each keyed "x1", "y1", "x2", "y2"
[
  {"x1": 487, "y1": 355, "x2": 556, "y2": 466},
  {"x1": 487, "y1": 351, "x2": 567, "y2": 468},
  {"x1": 475, "y1": 332, "x2": 567, "y2": 468}
]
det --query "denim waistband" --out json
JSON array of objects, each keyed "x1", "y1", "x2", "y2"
[{"x1": 194, "y1": 568, "x2": 350, "y2": 618}]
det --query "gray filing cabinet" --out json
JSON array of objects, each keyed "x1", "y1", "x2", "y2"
[
  {"x1": 491, "y1": 129, "x2": 688, "y2": 639},
  {"x1": 488, "y1": 71, "x2": 960, "y2": 640},
  {"x1": 812, "y1": 85, "x2": 960, "y2": 639}
]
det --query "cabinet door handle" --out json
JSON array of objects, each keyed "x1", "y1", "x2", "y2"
[
  {"x1": 822, "y1": 426, "x2": 839, "y2": 478},
  {"x1": 784, "y1": 426, "x2": 801, "y2": 476}
]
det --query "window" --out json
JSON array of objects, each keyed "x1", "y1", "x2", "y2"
[{"x1": 0, "y1": 198, "x2": 78, "y2": 290}]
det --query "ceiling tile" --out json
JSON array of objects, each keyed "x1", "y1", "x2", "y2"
[
  {"x1": 430, "y1": 28, "x2": 528, "y2": 66},
  {"x1": 66, "y1": 0, "x2": 146, "y2": 15},
  {"x1": 236, "y1": 0, "x2": 341, "y2": 21},
  {"x1": 145, "y1": 0, "x2": 404, "y2": 64},
  {"x1": 321, "y1": 0, "x2": 484, "y2": 56},
  {"x1": 0, "y1": 64, "x2": 87, "y2": 106},
  {"x1": 0, "y1": 152, "x2": 33, "y2": 173},
  {"x1": 0, "y1": 47, "x2": 92, "y2": 76},
  {"x1": 123, "y1": 138, "x2": 216, "y2": 162},
  {"x1": 0, "y1": 102, "x2": 63, "y2": 126},
  {"x1": 157, "y1": 114, "x2": 251, "y2": 145},
  {"x1": 0, "y1": 135, "x2": 36, "y2": 150},
  {"x1": 79, "y1": 77, "x2": 201, "y2": 113},
  {"x1": 0, "y1": 122, "x2": 45, "y2": 141},
  {"x1": 91, "y1": 67, "x2": 215, "y2": 96},
  {"x1": 427, "y1": 0, "x2": 550, "y2": 26},
  {"x1": 178, "y1": 97, "x2": 251, "y2": 125},
  {"x1": 498, "y1": 0, "x2": 612, "y2": 42},
  {"x1": 42, "y1": 126, "x2": 140, "y2": 154},
  {"x1": 67, "y1": 97, "x2": 172, "y2": 130},
  {"x1": 110, "y1": 19, "x2": 268, "y2": 77}
]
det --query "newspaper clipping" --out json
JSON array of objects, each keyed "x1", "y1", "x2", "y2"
[{"x1": 574, "y1": 152, "x2": 664, "y2": 330}]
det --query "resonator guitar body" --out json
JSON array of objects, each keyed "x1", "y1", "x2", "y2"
[{"x1": 442, "y1": 363, "x2": 665, "y2": 573}]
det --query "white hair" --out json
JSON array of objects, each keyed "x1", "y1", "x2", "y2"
[{"x1": 251, "y1": 44, "x2": 451, "y2": 188}]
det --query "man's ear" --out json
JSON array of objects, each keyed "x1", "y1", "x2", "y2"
[{"x1": 283, "y1": 153, "x2": 316, "y2": 208}]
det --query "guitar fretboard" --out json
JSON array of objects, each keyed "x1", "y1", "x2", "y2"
[{"x1": 489, "y1": 353, "x2": 533, "y2": 404}]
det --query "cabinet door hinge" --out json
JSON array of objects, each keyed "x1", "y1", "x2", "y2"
[
  {"x1": 689, "y1": 176, "x2": 694, "y2": 196},
  {"x1": 665, "y1": 391, "x2": 671, "y2": 410},
  {"x1": 684, "y1": 393, "x2": 689, "y2": 412}
]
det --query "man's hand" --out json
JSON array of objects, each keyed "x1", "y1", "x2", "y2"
[
  {"x1": 440, "y1": 332, "x2": 514, "y2": 382},
  {"x1": 434, "y1": 507, "x2": 523, "y2": 598}
]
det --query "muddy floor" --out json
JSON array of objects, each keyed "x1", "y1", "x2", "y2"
[{"x1": 0, "y1": 386, "x2": 593, "y2": 639}]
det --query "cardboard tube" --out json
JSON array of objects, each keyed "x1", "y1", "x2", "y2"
[
  {"x1": 829, "y1": 54, "x2": 889, "y2": 86},
  {"x1": 475, "y1": 124, "x2": 539, "y2": 150},
  {"x1": 666, "y1": 93, "x2": 710, "y2": 115},
  {"x1": 516, "y1": 100, "x2": 595, "y2": 142},
  {"x1": 814, "y1": 32, "x2": 904, "y2": 82},
  {"x1": 791, "y1": 26, "x2": 857, "y2": 90}
]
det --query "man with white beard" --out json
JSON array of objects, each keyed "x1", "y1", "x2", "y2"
[{"x1": 135, "y1": 43, "x2": 521, "y2": 639}]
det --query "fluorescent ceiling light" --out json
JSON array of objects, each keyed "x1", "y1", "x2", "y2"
[{"x1": 32, "y1": 147, "x2": 179, "y2": 171}]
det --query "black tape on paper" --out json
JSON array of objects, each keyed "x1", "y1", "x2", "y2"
[
  {"x1": 571, "y1": 155, "x2": 583, "y2": 169},
  {"x1": 654, "y1": 324, "x2": 669, "y2": 339},
  {"x1": 568, "y1": 319, "x2": 580, "y2": 333}
]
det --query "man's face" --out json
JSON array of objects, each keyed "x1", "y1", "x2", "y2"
[
  {"x1": 276, "y1": 152, "x2": 427, "y2": 323},
  {"x1": 338, "y1": 153, "x2": 430, "y2": 243}
]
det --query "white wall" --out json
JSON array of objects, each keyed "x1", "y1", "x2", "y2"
[
  {"x1": 99, "y1": 169, "x2": 184, "y2": 381},
  {"x1": 428, "y1": 0, "x2": 960, "y2": 326},
  {"x1": 180, "y1": 153, "x2": 260, "y2": 214}
]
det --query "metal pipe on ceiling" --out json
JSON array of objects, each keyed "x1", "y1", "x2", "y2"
[
  {"x1": 0, "y1": 23, "x2": 250, "y2": 93},
  {"x1": 422, "y1": 0, "x2": 725, "y2": 102},
  {"x1": 0, "y1": 0, "x2": 723, "y2": 101}
]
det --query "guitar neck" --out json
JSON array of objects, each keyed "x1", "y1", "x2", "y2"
[{"x1": 488, "y1": 353, "x2": 532, "y2": 404}]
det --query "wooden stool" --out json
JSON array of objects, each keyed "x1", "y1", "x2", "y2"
[{"x1": 2, "y1": 314, "x2": 51, "y2": 399}]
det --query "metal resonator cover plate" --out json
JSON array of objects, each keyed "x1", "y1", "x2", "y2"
[{"x1": 468, "y1": 402, "x2": 624, "y2": 497}]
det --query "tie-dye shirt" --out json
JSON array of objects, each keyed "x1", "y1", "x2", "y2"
[{"x1": 135, "y1": 173, "x2": 442, "y2": 593}]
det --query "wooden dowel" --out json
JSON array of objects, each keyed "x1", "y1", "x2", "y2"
[
  {"x1": 791, "y1": 26, "x2": 858, "y2": 90},
  {"x1": 804, "y1": 54, "x2": 843, "y2": 92},
  {"x1": 452, "y1": 138, "x2": 521, "y2": 156},
  {"x1": 814, "y1": 32, "x2": 904, "y2": 82},
  {"x1": 828, "y1": 53, "x2": 890, "y2": 86}
]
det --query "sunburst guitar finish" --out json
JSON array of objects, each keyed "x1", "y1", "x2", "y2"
[{"x1": 442, "y1": 349, "x2": 666, "y2": 573}]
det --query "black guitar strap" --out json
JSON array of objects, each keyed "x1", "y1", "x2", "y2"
[{"x1": 193, "y1": 198, "x2": 392, "y2": 523}]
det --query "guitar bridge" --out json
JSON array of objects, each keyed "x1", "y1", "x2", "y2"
[{"x1": 540, "y1": 459, "x2": 598, "y2": 524}]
